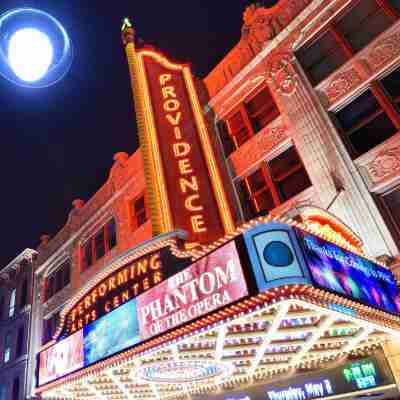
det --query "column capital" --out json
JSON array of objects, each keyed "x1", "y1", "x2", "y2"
[{"x1": 265, "y1": 52, "x2": 298, "y2": 96}]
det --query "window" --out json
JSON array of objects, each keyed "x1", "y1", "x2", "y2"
[
  {"x1": 236, "y1": 147, "x2": 311, "y2": 220},
  {"x1": 45, "y1": 260, "x2": 71, "y2": 301},
  {"x1": 9, "y1": 288, "x2": 16, "y2": 317},
  {"x1": 16, "y1": 327, "x2": 24, "y2": 358},
  {"x1": 81, "y1": 219, "x2": 117, "y2": 271},
  {"x1": 334, "y1": 67, "x2": 400, "y2": 158},
  {"x1": 297, "y1": 0, "x2": 399, "y2": 85},
  {"x1": 380, "y1": 186, "x2": 400, "y2": 238},
  {"x1": 219, "y1": 86, "x2": 280, "y2": 155},
  {"x1": 42, "y1": 313, "x2": 59, "y2": 345},
  {"x1": 20, "y1": 278, "x2": 28, "y2": 309},
  {"x1": 0, "y1": 385, "x2": 5, "y2": 400},
  {"x1": 4, "y1": 332, "x2": 12, "y2": 363},
  {"x1": 131, "y1": 194, "x2": 148, "y2": 230},
  {"x1": 12, "y1": 377, "x2": 19, "y2": 400},
  {"x1": 0, "y1": 296, "x2": 3, "y2": 320}
]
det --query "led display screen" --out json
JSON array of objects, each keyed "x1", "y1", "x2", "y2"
[
  {"x1": 38, "y1": 241, "x2": 248, "y2": 386},
  {"x1": 296, "y1": 228, "x2": 400, "y2": 315},
  {"x1": 191, "y1": 355, "x2": 393, "y2": 400},
  {"x1": 83, "y1": 299, "x2": 140, "y2": 365},
  {"x1": 38, "y1": 330, "x2": 84, "y2": 386},
  {"x1": 137, "y1": 240, "x2": 248, "y2": 339}
]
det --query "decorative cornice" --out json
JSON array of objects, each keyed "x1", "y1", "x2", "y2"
[{"x1": 0, "y1": 248, "x2": 37, "y2": 275}]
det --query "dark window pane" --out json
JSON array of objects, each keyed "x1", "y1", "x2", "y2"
[
  {"x1": 279, "y1": 168, "x2": 312, "y2": 200},
  {"x1": 20, "y1": 279, "x2": 28, "y2": 308},
  {"x1": 134, "y1": 196, "x2": 145, "y2": 214},
  {"x1": 269, "y1": 147, "x2": 311, "y2": 201},
  {"x1": 236, "y1": 180, "x2": 257, "y2": 221},
  {"x1": 389, "y1": 0, "x2": 400, "y2": 13},
  {"x1": 255, "y1": 190, "x2": 275, "y2": 213},
  {"x1": 336, "y1": 90, "x2": 380, "y2": 131},
  {"x1": 55, "y1": 269, "x2": 63, "y2": 293},
  {"x1": 133, "y1": 196, "x2": 147, "y2": 228},
  {"x1": 218, "y1": 120, "x2": 236, "y2": 157},
  {"x1": 46, "y1": 275, "x2": 54, "y2": 301},
  {"x1": 107, "y1": 219, "x2": 117, "y2": 250},
  {"x1": 83, "y1": 241, "x2": 92, "y2": 270},
  {"x1": 16, "y1": 327, "x2": 24, "y2": 357},
  {"x1": 95, "y1": 230, "x2": 105, "y2": 260},
  {"x1": 63, "y1": 261, "x2": 71, "y2": 287},
  {"x1": 297, "y1": 30, "x2": 348, "y2": 85},
  {"x1": 247, "y1": 169, "x2": 267, "y2": 193},
  {"x1": 227, "y1": 111, "x2": 251, "y2": 146},
  {"x1": 245, "y1": 87, "x2": 280, "y2": 132},
  {"x1": 349, "y1": 111, "x2": 397, "y2": 156},
  {"x1": 12, "y1": 377, "x2": 19, "y2": 400},
  {"x1": 382, "y1": 186, "x2": 400, "y2": 231},
  {"x1": 337, "y1": 0, "x2": 393, "y2": 53},
  {"x1": 382, "y1": 67, "x2": 400, "y2": 101}
]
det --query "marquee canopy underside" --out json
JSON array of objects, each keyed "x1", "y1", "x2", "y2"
[{"x1": 40, "y1": 291, "x2": 400, "y2": 400}]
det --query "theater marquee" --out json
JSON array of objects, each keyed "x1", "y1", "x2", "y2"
[
  {"x1": 63, "y1": 247, "x2": 191, "y2": 337},
  {"x1": 122, "y1": 24, "x2": 235, "y2": 246}
]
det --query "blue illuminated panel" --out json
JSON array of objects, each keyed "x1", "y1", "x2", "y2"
[{"x1": 296, "y1": 228, "x2": 400, "y2": 315}]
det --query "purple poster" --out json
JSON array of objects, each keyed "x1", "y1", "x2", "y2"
[{"x1": 296, "y1": 229, "x2": 400, "y2": 315}]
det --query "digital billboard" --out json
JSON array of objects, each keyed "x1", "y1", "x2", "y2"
[
  {"x1": 38, "y1": 240, "x2": 248, "y2": 386},
  {"x1": 83, "y1": 299, "x2": 140, "y2": 365},
  {"x1": 38, "y1": 330, "x2": 84, "y2": 386},
  {"x1": 296, "y1": 228, "x2": 400, "y2": 315},
  {"x1": 137, "y1": 240, "x2": 248, "y2": 339},
  {"x1": 191, "y1": 355, "x2": 394, "y2": 400}
]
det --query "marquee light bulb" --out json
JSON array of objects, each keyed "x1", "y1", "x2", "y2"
[{"x1": 8, "y1": 28, "x2": 53, "y2": 82}]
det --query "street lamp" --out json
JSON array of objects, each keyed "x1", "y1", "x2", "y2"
[{"x1": 0, "y1": 8, "x2": 73, "y2": 88}]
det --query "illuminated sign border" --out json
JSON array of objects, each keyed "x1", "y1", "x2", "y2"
[
  {"x1": 123, "y1": 28, "x2": 235, "y2": 243},
  {"x1": 38, "y1": 240, "x2": 249, "y2": 387}
]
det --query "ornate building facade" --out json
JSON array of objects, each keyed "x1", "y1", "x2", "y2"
[{"x1": 32, "y1": 1, "x2": 400, "y2": 400}]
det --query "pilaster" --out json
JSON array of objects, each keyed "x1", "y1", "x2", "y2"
[{"x1": 266, "y1": 52, "x2": 398, "y2": 257}]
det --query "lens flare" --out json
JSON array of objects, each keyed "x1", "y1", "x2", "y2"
[
  {"x1": 8, "y1": 28, "x2": 53, "y2": 82},
  {"x1": 0, "y1": 8, "x2": 73, "y2": 87}
]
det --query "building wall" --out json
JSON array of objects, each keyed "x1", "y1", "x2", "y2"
[
  {"x1": 31, "y1": 0, "x2": 400, "y2": 396},
  {"x1": 0, "y1": 251, "x2": 37, "y2": 400},
  {"x1": 205, "y1": 0, "x2": 400, "y2": 266},
  {"x1": 31, "y1": 149, "x2": 151, "y2": 396}
]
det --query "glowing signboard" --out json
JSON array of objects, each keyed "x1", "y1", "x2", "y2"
[
  {"x1": 38, "y1": 330, "x2": 84, "y2": 386},
  {"x1": 63, "y1": 248, "x2": 191, "y2": 337},
  {"x1": 192, "y1": 355, "x2": 393, "y2": 400},
  {"x1": 37, "y1": 241, "x2": 248, "y2": 386},
  {"x1": 137, "y1": 240, "x2": 248, "y2": 339},
  {"x1": 296, "y1": 228, "x2": 400, "y2": 315},
  {"x1": 137, "y1": 50, "x2": 232, "y2": 245}
]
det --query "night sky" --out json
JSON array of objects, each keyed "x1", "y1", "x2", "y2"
[{"x1": 0, "y1": 1, "x2": 276, "y2": 267}]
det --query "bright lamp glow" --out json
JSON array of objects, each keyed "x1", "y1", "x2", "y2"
[{"x1": 8, "y1": 28, "x2": 53, "y2": 82}]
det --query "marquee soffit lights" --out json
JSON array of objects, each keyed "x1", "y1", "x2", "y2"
[
  {"x1": 39, "y1": 296, "x2": 395, "y2": 400},
  {"x1": 0, "y1": 8, "x2": 73, "y2": 87}
]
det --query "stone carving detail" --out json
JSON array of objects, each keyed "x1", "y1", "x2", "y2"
[
  {"x1": 242, "y1": 0, "x2": 313, "y2": 53},
  {"x1": 323, "y1": 69, "x2": 362, "y2": 105},
  {"x1": 367, "y1": 31, "x2": 400, "y2": 71},
  {"x1": 368, "y1": 145, "x2": 400, "y2": 182},
  {"x1": 266, "y1": 53, "x2": 298, "y2": 96},
  {"x1": 230, "y1": 124, "x2": 288, "y2": 176}
]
